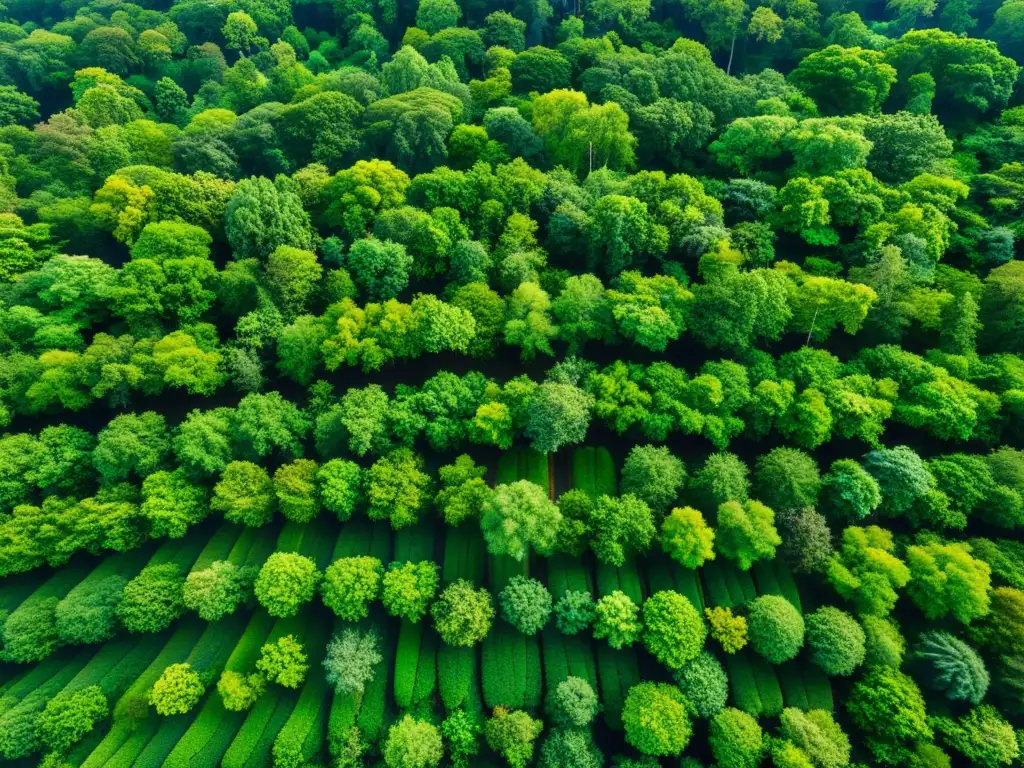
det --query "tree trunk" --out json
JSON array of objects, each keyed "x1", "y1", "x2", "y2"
[{"x1": 727, "y1": 34, "x2": 736, "y2": 75}]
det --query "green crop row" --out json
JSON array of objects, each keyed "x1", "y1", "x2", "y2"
[
  {"x1": 0, "y1": 568, "x2": 47, "y2": 617},
  {"x1": 775, "y1": 659, "x2": 833, "y2": 711},
  {"x1": 26, "y1": 630, "x2": 159, "y2": 763},
  {"x1": 541, "y1": 625, "x2": 598, "y2": 691},
  {"x1": 311, "y1": 517, "x2": 344, "y2": 569},
  {"x1": 394, "y1": 618, "x2": 424, "y2": 709},
  {"x1": 166, "y1": 696, "x2": 246, "y2": 768},
  {"x1": 186, "y1": 610, "x2": 252, "y2": 678},
  {"x1": 102, "y1": 718, "x2": 161, "y2": 768},
  {"x1": 165, "y1": 609, "x2": 279, "y2": 768},
  {"x1": 114, "y1": 616, "x2": 208, "y2": 723},
  {"x1": 82, "y1": 616, "x2": 207, "y2": 768},
  {"x1": 482, "y1": 621, "x2": 524, "y2": 709},
  {"x1": 725, "y1": 651, "x2": 762, "y2": 716},
  {"x1": 774, "y1": 561, "x2": 804, "y2": 613},
  {"x1": 331, "y1": 517, "x2": 374, "y2": 560},
  {"x1": 236, "y1": 687, "x2": 302, "y2": 768},
  {"x1": 366, "y1": 521, "x2": 393, "y2": 562},
  {"x1": 646, "y1": 552, "x2": 705, "y2": 610},
  {"x1": 221, "y1": 610, "x2": 310, "y2": 768},
  {"x1": 595, "y1": 643, "x2": 639, "y2": 731},
  {"x1": 438, "y1": 644, "x2": 475, "y2": 713},
  {"x1": 748, "y1": 652, "x2": 784, "y2": 717},
  {"x1": 411, "y1": 629, "x2": 438, "y2": 710},
  {"x1": 498, "y1": 447, "x2": 550, "y2": 489},
  {"x1": 243, "y1": 527, "x2": 280, "y2": 568},
  {"x1": 189, "y1": 522, "x2": 245, "y2": 574},
  {"x1": 325, "y1": 528, "x2": 390, "y2": 753},
  {"x1": 596, "y1": 556, "x2": 644, "y2": 603},
  {"x1": 489, "y1": 552, "x2": 528, "y2": 592},
  {"x1": 751, "y1": 559, "x2": 803, "y2": 613},
  {"x1": 724, "y1": 563, "x2": 757, "y2": 602},
  {"x1": 496, "y1": 452, "x2": 519, "y2": 485},
  {"x1": 275, "y1": 521, "x2": 308, "y2": 555},
  {"x1": 55, "y1": 547, "x2": 155, "y2": 644},
  {"x1": 547, "y1": 553, "x2": 593, "y2": 601},
  {"x1": 0, "y1": 646, "x2": 95, "y2": 761},
  {"x1": 149, "y1": 527, "x2": 216, "y2": 571},
  {"x1": 701, "y1": 558, "x2": 732, "y2": 608},
  {"x1": 481, "y1": 620, "x2": 542, "y2": 710},
  {"x1": 225, "y1": 525, "x2": 258, "y2": 566},
  {"x1": 442, "y1": 524, "x2": 485, "y2": 585},
  {"x1": 803, "y1": 662, "x2": 834, "y2": 710},
  {"x1": 57, "y1": 634, "x2": 144, "y2": 699},
  {"x1": 133, "y1": 709, "x2": 200, "y2": 768},
  {"x1": 777, "y1": 662, "x2": 810, "y2": 710},
  {"x1": 701, "y1": 559, "x2": 755, "y2": 608},
  {"x1": 272, "y1": 610, "x2": 333, "y2": 768},
  {"x1": 1, "y1": 560, "x2": 92, "y2": 663},
  {"x1": 393, "y1": 521, "x2": 434, "y2": 563},
  {"x1": 354, "y1": 613, "x2": 391, "y2": 745},
  {"x1": 571, "y1": 446, "x2": 617, "y2": 497}
]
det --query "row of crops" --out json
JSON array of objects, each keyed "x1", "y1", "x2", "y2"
[{"x1": 0, "y1": 444, "x2": 827, "y2": 765}]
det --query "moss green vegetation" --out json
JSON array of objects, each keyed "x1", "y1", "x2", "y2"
[{"x1": 1, "y1": 1, "x2": 1022, "y2": 764}]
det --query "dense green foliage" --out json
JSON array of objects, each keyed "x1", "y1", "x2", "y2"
[{"x1": 0, "y1": 0, "x2": 1022, "y2": 762}]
